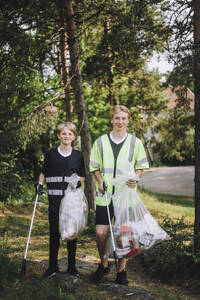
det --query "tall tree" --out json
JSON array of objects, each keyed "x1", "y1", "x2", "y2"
[
  {"x1": 58, "y1": 8, "x2": 73, "y2": 121},
  {"x1": 80, "y1": 0, "x2": 170, "y2": 145},
  {"x1": 167, "y1": 0, "x2": 200, "y2": 248},
  {"x1": 165, "y1": 0, "x2": 193, "y2": 92},
  {"x1": 83, "y1": 0, "x2": 169, "y2": 91},
  {"x1": 0, "y1": 0, "x2": 171, "y2": 204},
  {"x1": 60, "y1": 0, "x2": 95, "y2": 209},
  {"x1": 194, "y1": 0, "x2": 200, "y2": 250}
]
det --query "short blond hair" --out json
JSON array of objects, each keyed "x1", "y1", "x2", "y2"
[
  {"x1": 109, "y1": 105, "x2": 130, "y2": 119},
  {"x1": 57, "y1": 122, "x2": 77, "y2": 135}
]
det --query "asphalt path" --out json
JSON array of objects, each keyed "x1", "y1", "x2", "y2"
[{"x1": 138, "y1": 166, "x2": 194, "y2": 198}]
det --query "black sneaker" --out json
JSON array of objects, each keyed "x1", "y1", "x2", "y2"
[
  {"x1": 115, "y1": 270, "x2": 128, "y2": 285},
  {"x1": 66, "y1": 266, "x2": 80, "y2": 277},
  {"x1": 42, "y1": 266, "x2": 59, "y2": 279},
  {"x1": 92, "y1": 263, "x2": 110, "y2": 282}
]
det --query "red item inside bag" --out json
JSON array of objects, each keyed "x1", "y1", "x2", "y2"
[{"x1": 120, "y1": 225, "x2": 132, "y2": 233}]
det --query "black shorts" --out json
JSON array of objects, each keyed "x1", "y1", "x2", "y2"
[{"x1": 95, "y1": 202, "x2": 114, "y2": 225}]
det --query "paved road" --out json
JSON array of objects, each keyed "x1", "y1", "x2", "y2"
[{"x1": 138, "y1": 166, "x2": 194, "y2": 197}]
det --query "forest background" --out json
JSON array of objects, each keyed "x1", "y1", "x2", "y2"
[{"x1": 0, "y1": 0, "x2": 195, "y2": 207}]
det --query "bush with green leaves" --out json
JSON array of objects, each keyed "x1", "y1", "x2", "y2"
[
  {"x1": 0, "y1": 158, "x2": 21, "y2": 202},
  {"x1": 153, "y1": 108, "x2": 194, "y2": 165},
  {"x1": 138, "y1": 217, "x2": 200, "y2": 285},
  {"x1": 0, "y1": 232, "x2": 19, "y2": 290}
]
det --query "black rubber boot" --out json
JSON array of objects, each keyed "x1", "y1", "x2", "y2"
[
  {"x1": 92, "y1": 263, "x2": 110, "y2": 282},
  {"x1": 115, "y1": 270, "x2": 129, "y2": 285},
  {"x1": 66, "y1": 239, "x2": 79, "y2": 276}
]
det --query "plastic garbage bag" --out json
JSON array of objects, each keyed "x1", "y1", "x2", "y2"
[
  {"x1": 107, "y1": 162, "x2": 170, "y2": 258},
  {"x1": 59, "y1": 173, "x2": 88, "y2": 241}
]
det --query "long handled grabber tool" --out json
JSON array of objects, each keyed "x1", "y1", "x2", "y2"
[
  {"x1": 103, "y1": 182, "x2": 118, "y2": 271},
  {"x1": 21, "y1": 191, "x2": 40, "y2": 277}
]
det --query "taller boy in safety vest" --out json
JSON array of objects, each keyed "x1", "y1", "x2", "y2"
[{"x1": 89, "y1": 105, "x2": 149, "y2": 285}]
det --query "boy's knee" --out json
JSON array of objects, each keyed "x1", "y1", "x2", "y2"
[{"x1": 96, "y1": 225, "x2": 109, "y2": 238}]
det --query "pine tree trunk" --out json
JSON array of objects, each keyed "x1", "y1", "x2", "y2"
[
  {"x1": 194, "y1": 0, "x2": 200, "y2": 251},
  {"x1": 58, "y1": 11, "x2": 73, "y2": 122},
  {"x1": 104, "y1": 21, "x2": 116, "y2": 106},
  {"x1": 64, "y1": 0, "x2": 95, "y2": 209}
]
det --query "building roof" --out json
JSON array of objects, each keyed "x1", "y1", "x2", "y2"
[{"x1": 164, "y1": 86, "x2": 194, "y2": 109}]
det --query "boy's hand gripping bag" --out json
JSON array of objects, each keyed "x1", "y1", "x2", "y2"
[
  {"x1": 106, "y1": 162, "x2": 170, "y2": 258},
  {"x1": 59, "y1": 173, "x2": 88, "y2": 241}
]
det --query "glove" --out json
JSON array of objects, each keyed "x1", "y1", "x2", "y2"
[{"x1": 34, "y1": 182, "x2": 44, "y2": 195}]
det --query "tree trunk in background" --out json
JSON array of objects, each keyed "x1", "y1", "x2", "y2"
[
  {"x1": 194, "y1": 0, "x2": 200, "y2": 251},
  {"x1": 104, "y1": 21, "x2": 116, "y2": 106},
  {"x1": 64, "y1": 0, "x2": 95, "y2": 209},
  {"x1": 58, "y1": 12, "x2": 73, "y2": 121}
]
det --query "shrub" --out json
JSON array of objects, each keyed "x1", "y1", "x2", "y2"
[
  {"x1": 0, "y1": 232, "x2": 19, "y2": 290},
  {"x1": 137, "y1": 217, "x2": 200, "y2": 284}
]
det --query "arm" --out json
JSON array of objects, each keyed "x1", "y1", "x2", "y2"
[
  {"x1": 78, "y1": 152, "x2": 86, "y2": 186},
  {"x1": 93, "y1": 170, "x2": 105, "y2": 194},
  {"x1": 126, "y1": 138, "x2": 148, "y2": 188},
  {"x1": 136, "y1": 169, "x2": 144, "y2": 179},
  {"x1": 89, "y1": 139, "x2": 104, "y2": 193},
  {"x1": 80, "y1": 177, "x2": 85, "y2": 184},
  {"x1": 75, "y1": 176, "x2": 85, "y2": 189},
  {"x1": 35, "y1": 151, "x2": 48, "y2": 194}
]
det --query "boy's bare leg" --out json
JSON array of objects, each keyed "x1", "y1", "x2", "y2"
[
  {"x1": 118, "y1": 257, "x2": 127, "y2": 272},
  {"x1": 96, "y1": 225, "x2": 109, "y2": 267}
]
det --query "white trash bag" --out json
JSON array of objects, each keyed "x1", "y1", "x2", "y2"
[
  {"x1": 59, "y1": 173, "x2": 88, "y2": 241},
  {"x1": 108, "y1": 162, "x2": 170, "y2": 258}
]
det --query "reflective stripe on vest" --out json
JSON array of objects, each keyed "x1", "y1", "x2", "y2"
[
  {"x1": 48, "y1": 189, "x2": 64, "y2": 196},
  {"x1": 46, "y1": 176, "x2": 82, "y2": 183},
  {"x1": 135, "y1": 157, "x2": 148, "y2": 166},
  {"x1": 100, "y1": 168, "x2": 123, "y2": 175},
  {"x1": 97, "y1": 137, "x2": 103, "y2": 159},
  {"x1": 90, "y1": 160, "x2": 100, "y2": 168},
  {"x1": 128, "y1": 134, "x2": 136, "y2": 162},
  {"x1": 46, "y1": 176, "x2": 63, "y2": 183}
]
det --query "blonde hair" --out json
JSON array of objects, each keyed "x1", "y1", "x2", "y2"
[
  {"x1": 57, "y1": 122, "x2": 77, "y2": 135},
  {"x1": 109, "y1": 105, "x2": 130, "y2": 119}
]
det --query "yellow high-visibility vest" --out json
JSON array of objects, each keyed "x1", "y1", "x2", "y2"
[{"x1": 89, "y1": 133, "x2": 149, "y2": 206}]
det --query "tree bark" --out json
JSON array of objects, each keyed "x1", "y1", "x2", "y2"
[
  {"x1": 64, "y1": 0, "x2": 95, "y2": 209},
  {"x1": 104, "y1": 21, "x2": 116, "y2": 106},
  {"x1": 58, "y1": 10, "x2": 73, "y2": 121},
  {"x1": 194, "y1": 0, "x2": 200, "y2": 251}
]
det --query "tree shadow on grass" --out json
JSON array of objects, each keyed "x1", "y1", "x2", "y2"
[
  {"x1": 0, "y1": 216, "x2": 48, "y2": 237},
  {"x1": 138, "y1": 186, "x2": 194, "y2": 208}
]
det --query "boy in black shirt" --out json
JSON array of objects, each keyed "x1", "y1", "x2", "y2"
[{"x1": 36, "y1": 122, "x2": 85, "y2": 278}]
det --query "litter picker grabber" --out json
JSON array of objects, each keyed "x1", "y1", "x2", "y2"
[
  {"x1": 21, "y1": 193, "x2": 39, "y2": 277},
  {"x1": 103, "y1": 182, "x2": 118, "y2": 271}
]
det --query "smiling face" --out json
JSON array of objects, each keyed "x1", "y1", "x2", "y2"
[
  {"x1": 58, "y1": 127, "x2": 75, "y2": 146},
  {"x1": 111, "y1": 110, "x2": 129, "y2": 133}
]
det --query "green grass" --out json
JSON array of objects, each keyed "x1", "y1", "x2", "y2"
[
  {"x1": 138, "y1": 187, "x2": 194, "y2": 221},
  {"x1": 0, "y1": 187, "x2": 199, "y2": 300}
]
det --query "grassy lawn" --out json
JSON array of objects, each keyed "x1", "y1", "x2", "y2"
[
  {"x1": 0, "y1": 189, "x2": 200, "y2": 300},
  {"x1": 138, "y1": 188, "x2": 194, "y2": 221}
]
